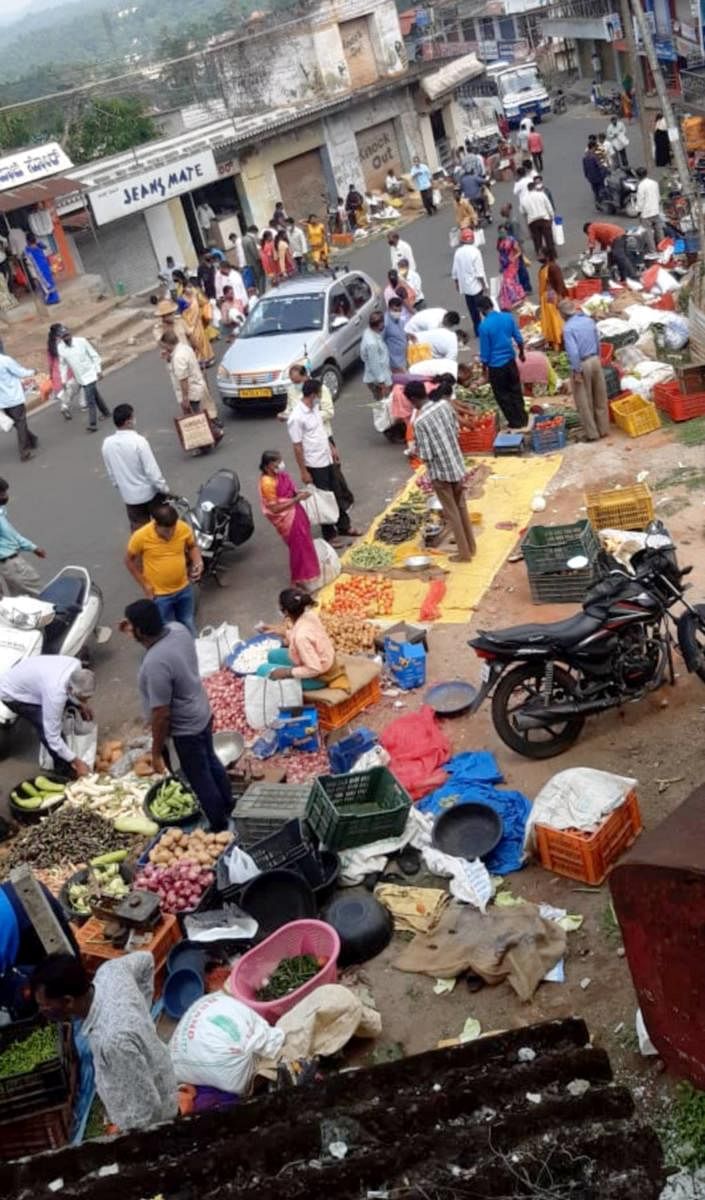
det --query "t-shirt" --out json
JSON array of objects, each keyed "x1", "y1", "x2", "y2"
[
  {"x1": 138, "y1": 622, "x2": 211, "y2": 736},
  {"x1": 287, "y1": 399, "x2": 332, "y2": 468},
  {"x1": 127, "y1": 519, "x2": 194, "y2": 596},
  {"x1": 167, "y1": 343, "x2": 208, "y2": 406},
  {"x1": 425, "y1": 327, "x2": 458, "y2": 360},
  {"x1": 405, "y1": 308, "x2": 446, "y2": 335}
]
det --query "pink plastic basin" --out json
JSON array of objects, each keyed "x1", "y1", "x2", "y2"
[{"x1": 228, "y1": 918, "x2": 340, "y2": 1023}]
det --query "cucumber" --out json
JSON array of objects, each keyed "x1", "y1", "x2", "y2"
[
  {"x1": 20, "y1": 781, "x2": 40, "y2": 798},
  {"x1": 89, "y1": 850, "x2": 129, "y2": 867},
  {"x1": 13, "y1": 795, "x2": 44, "y2": 810},
  {"x1": 35, "y1": 776, "x2": 66, "y2": 794}
]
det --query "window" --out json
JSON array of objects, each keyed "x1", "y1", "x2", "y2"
[
  {"x1": 328, "y1": 283, "x2": 353, "y2": 327},
  {"x1": 498, "y1": 16, "x2": 515, "y2": 40},
  {"x1": 240, "y1": 294, "x2": 324, "y2": 338},
  {"x1": 461, "y1": 17, "x2": 475, "y2": 40},
  {"x1": 480, "y1": 17, "x2": 495, "y2": 40},
  {"x1": 345, "y1": 274, "x2": 372, "y2": 310}
]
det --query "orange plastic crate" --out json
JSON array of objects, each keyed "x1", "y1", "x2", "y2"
[
  {"x1": 313, "y1": 676, "x2": 382, "y2": 731},
  {"x1": 585, "y1": 481, "x2": 654, "y2": 530},
  {"x1": 535, "y1": 789, "x2": 643, "y2": 884},
  {"x1": 653, "y1": 381, "x2": 705, "y2": 422},
  {"x1": 76, "y1": 912, "x2": 181, "y2": 994},
  {"x1": 599, "y1": 342, "x2": 614, "y2": 366},
  {"x1": 459, "y1": 415, "x2": 497, "y2": 453}
]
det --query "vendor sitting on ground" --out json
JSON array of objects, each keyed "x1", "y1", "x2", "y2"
[
  {"x1": 0, "y1": 881, "x2": 78, "y2": 1019},
  {"x1": 33, "y1": 951, "x2": 178, "y2": 1133},
  {"x1": 258, "y1": 588, "x2": 348, "y2": 692}
]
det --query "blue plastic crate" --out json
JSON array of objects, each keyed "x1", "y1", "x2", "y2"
[
  {"x1": 384, "y1": 637, "x2": 427, "y2": 691},
  {"x1": 275, "y1": 706, "x2": 320, "y2": 753},
  {"x1": 531, "y1": 415, "x2": 566, "y2": 455},
  {"x1": 328, "y1": 727, "x2": 378, "y2": 775}
]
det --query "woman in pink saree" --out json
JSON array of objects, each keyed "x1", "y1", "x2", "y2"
[{"x1": 259, "y1": 450, "x2": 320, "y2": 587}]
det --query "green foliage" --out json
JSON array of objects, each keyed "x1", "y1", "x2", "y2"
[
  {"x1": 66, "y1": 98, "x2": 157, "y2": 163},
  {"x1": 659, "y1": 1083, "x2": 705, "y2": 1169}
]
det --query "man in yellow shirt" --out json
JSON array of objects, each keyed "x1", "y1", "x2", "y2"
[{"x1": 125, "y1": 502, "x2": 202, "y2": 636}]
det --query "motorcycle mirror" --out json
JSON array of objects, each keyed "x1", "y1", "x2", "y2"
[
  {"x1": 200, "y1": 500, "x2": 215, "y2": 512},
  {"x1": 567, "y1": 555, "x2": 589, "y2": 571}
]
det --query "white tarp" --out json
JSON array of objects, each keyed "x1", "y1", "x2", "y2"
[{"x1": 421, "y1": 53, "x2": 485, "y2": 102}]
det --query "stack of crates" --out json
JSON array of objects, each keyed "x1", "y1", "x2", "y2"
[
  {"x1": 234, "y1": 783, "x2": 314, "y2": 847},
  {"x1": 521, "y1": 519, "x2": 601, "y2": 604}
]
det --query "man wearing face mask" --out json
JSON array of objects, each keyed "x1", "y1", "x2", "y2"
[
  {"x1": 287, "y1": 378, "x2": 359, "y2": 545},
  {"x1": 101, "y1": 404, "x2": 168, "y2": 531},
  {"x1": 383, "y1": 297, "x2": 409, "y2": 372}
]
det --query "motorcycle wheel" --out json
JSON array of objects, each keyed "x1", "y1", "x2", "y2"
[
  {"x1": 678, "y1": 604, "x2": 705, "y2": 682},
  {"x1": 624, "y1": 195, "x2": 639, "y2": 219},
  {"x1": 491, "y1": 662, "x2": 585, "y2": 759}
]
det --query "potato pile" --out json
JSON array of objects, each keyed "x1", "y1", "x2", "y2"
[
  {"x1": 321, "y1": 612, "x2": 376, "y2": 654},
  {"x1": 95, "y1": 739, "x2": 155, "y2": 777},
  {"x1": 147, "y1": 827, "x2": 232, "y2": 868}
]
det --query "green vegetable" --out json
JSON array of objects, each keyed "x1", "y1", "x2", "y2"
[
  {"x1": 114, "y1": 814, "x2": 159, "y2": 836},
  {"x1": 90, "y1": 850, "x2": 128, "y2": 867},
  {"x1": 349, "y1": 544, "x2": 395, "y2": 570},
  {"x1": 255, "y1": 954, "x2": 322, "y2": 1001},
  {"x1": 149, "y1": 779, "x2": 197, "y2": 821},
  {"x1": 20, "y1": 781, "x2": 40, "y2": 799},
  {"x1": 0, "y1": 1025, "x2": 58, "y2": 1080},
  {"x1": 11, "y1": 793, "x2": 43, "y2": 810},
  {"x1": 35, "y1": 776, "x2": 66, "y2": 794}
]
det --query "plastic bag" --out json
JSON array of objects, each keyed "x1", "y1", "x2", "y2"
[
  {"x1": 170, "y1": 992, "x2": 284, "y2": 1093},
  {"x1": 196, "y1": 623, "x2": 240, "y2": 678},
  {"x1": 552, "y1": 216, "x2": 565, "y2": 247},
  {"x1": 244, "y1": 674, "x2": 303, "y2": 730},
  {"x1": 301, "y1": 487, "x2": 339, "y2": 527},
  {"x1": 223, "y1": 843, "x2": 260, "y2": 886},
  {"x1": 307, "y1": 538, "x2": 341, "y2": 592},
  {"x1": 0, "y1": 410, "x2": 14, "y2": 434},
  {"x1": 474, "y1": 227, "x2": 486, "y2": 248},
  {"x1": 373, "y1": 395, "x2": 393, "y2": 433},
  {"x1": 351, "y1": 744, "x2": 391, "y2": 773},
  {"x1": 432, "y1": 188, "x2": 441, "y2": 207},
  {"x1": 665, "y1": 316, "x2": 689, "y2": 350},
  {"x1": 40, "y1": 711, "x2": 97, "y2": 769}
]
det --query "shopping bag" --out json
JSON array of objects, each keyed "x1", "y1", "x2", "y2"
[
  {"x1": 373, "y1": 394, "x2": 393, "y2": 433},
  {"x1": 552, "y1": 217, "x2": 565, "y2": 247},
  {"x1": 196, "y1": 622, "x2": 240, "y2": 678},
  {"x1": 0, "y1": 410, "x2": 14, "y2": 434},
  {"x1": 244, "y1": 674, "x2": 303, "y2": 730},
  {"x1": 310, "y1": 538, "x2": 341, "y2": 590},
  {"x1": 301, "y1": 487, "x2": 339, "y2": 527},
  {"x1": 432, "y1": 188, "x2": 441, "y2": 207},
  {"x1": 40, "y1": 711, "x2": 97, "y2": 769},
  {"x1": 474, "y1": 227, "x2": 486, "y2": 248},
  {"x1": 174, "y1": 410, "x2": 216, "y2": 452}
]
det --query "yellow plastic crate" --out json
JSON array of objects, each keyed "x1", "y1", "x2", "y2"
[
  {"x1": 611, "y1": 393, "x2": 661, "y2": 438},
  {"x1": 585, "y1": 482, "x2": 654, "y2": 531}
]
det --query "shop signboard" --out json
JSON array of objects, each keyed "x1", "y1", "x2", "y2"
[
  {"x1": 0, "y1": 142, "x2": 73, "y2": 193},
  {"x1": 89, "y1": 149, "x2": 219, "y2": 226}
]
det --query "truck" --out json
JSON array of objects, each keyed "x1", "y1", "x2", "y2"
[{"x1": 458, "y1": 60, "x2": 552, "y2": 128}]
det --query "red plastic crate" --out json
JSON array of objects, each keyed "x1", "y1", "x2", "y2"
[
  {"x1": 567, "y1": 279, "x2": 602, "y2": 301},
  {"x1": 652, "y1": 292, "x2": 675, "y2": 311},
  {"x1": 459, "y1": 415, "x2": 497, "y2": 453},
  {"x1": 312, "y1": 676, "x2": 381, "y2": 731},
  {"x1": 653, "y1": 381, "x2": 705, "y2": 422},
  {"x1": 535, "y1": 789, "x2": 642, "y2": 884},
  {"x1": 599, "y1": 343, "x2": 614, "y2": 366}
]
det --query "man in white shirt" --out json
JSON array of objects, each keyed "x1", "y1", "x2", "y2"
[
  {"x1": 101, "y1": 403, "x2": 168, "y2": 531},
  {"x1": 519, "y1": 179, "x2": 556, "y2": 258},
  {"x1": 388, "y1": 231, "x2": 416, "y2": 272},
  {"x1": 196, "y1": 201, "x2": 216, "y2": 238},
  {"x1": 518, "y1": 114, "x2": 534, "y2": 153},
  {"x1": 451, "y1": 230, "x2": 487, "y2": 335},
  {"x1": 0, "y1": 656, "x2": 94, "y2": 775},
  {"x1": 226, "y1": 232, "x2": 245, "y2": 270},
  {"x1": 405, "y1": 307, "x2": 449, "y2": 336},
  {"x1": 287, "y1": 379, "x2": 356, "y2": 544},
  {"x1": 635, "y1": 167, "x2": 664, "y2": 253},
  {"x1": 286, "y1": 218, "x2": 308, "y2": 272},
  {"x1": 56, "y1": 327, "x2": 109, "y2": 433},
  {"x1": 385, "y1": 170, "x2": 403, "y2": 196},
  {"x1": 159, "y1": 331, "x2": 219, "y2": 426},
  {"x1": 28, "y1": 203, "x2": 55, "y2": 251},
  {"x1": 215, "y1": 262, "x2": 248, "y2": 309},
  {"x1": 407, "y1": 311, "x2": 462, "y2": 359}
]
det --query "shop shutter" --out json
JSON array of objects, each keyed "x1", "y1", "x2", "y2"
[
  {"x1": 356, "y1": 120, "x2": 402, "y2": 192},
  {"x1": 275, "y1": 150, "x2": 328, "y2": 223},
  {"x1": 72, "y1": 212, "x2": 158, "y2": 294},
  {"x1": 340, "y1": 17, "x2": 379, "y2": 89}
]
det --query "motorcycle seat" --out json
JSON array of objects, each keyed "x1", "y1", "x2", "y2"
[
  {"x1": 39, "y1": 575, "x2": 86, "y2": 613},
  {"x1": 479, "y1": 612, "x2": 603, "y2": 648},
  {"x1": 197, "y1": 469, "x2": 239, "y2": 510}
]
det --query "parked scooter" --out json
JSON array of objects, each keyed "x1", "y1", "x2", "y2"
[
  {"x1": 596, "y1": 167, "x2": 639, "y2": 218},
  {"x1": 175, "y1": 468, "x2": 254, "y2": 584},
  {"x1": 595, "y1": 91, "x2": 622, "y2": 117},
  {"x1": 0, "y1": 564, "x2": 109, "y2": 737}
]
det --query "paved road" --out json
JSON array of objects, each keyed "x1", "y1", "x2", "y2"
[{"x1": 0, "y1": 107, "x2": 645, "y2": 782}]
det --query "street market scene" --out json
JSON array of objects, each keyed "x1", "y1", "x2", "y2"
[{"x1": 5, "y1": 0, "x2": 705, "y2": 1194}]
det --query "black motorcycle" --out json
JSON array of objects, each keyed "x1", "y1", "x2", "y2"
[
  {"x1": 468, "y1": 523, "x2": 705, "y2": 759},
  {"x1": 596, "y1": 167, "x2": 639, "y2": 218},
  {"x1": 175, "y1": 469, "x2": 254, "y2": 583}
]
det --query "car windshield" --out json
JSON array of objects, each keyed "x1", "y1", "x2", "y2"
[
  {"x1": 239, "y1": 293, "x2": 324, "y2": 338},
  {"x1": 499, "y1": 67, "x2": 540, "y2": 96}
]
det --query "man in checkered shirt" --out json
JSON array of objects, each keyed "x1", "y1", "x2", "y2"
[{"x1": 404, "y1": 379, "x2": 476, "y2": 563}]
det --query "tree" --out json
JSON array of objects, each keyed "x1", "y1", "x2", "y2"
[
  {"x1": 0, "y1": 110, "x2": 32, "y2": 151},
  {"x1": 67, "y1": 97, "x2": 157, "y2": 163}
]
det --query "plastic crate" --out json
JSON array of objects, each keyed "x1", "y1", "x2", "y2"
[
  {"x1": 603, "y1": 365, "x2": 623, "y2": 400},
  {"x1": 535, "y1": 789, "x2": 642, "y2": 884},
  {"x1": 233, "y1": 783, "x2": 313, "y2": 846},
  {"x1": 312, "y1": 675, "x2": 382, "y2": 732},
  {"x1": 76, "y1": 913, "x2": 181, "y2": 995},
  {"x1": 228, "y1": 919, "x2": 340, "y2": 1023},
  {"x1": 608, "y1": 390, "x2": 633, "y2": 421},
  {"x1": 458, "y1": 414, "x2": 497, "y2": 453},
  {"x1": 0, "y1": 1019, "x2": 74, "y2": 1119},
  {"x1": 611, "y1": 394, "x2": 661, "y2": 438},
  {"x1": 0, "y1": 1093, "x2": 74, "y2": 1160},
  {"x1": 328, "y1": 727, "x2": 378, "y2": 775},
  {"x1": 521, "y1": 520, "x2": 600, "y2": 575},
  {"x1": 248, "y1": 818, "x2": 313, "y2": 872},
  {"x1": 651, "y1": 291, "x2": 675, "y2": 311},
  {"x1": 585, "y1": 482, "x2": 654, "y2": 531},
  {"x1": 568, "y1": 279, "x2": 602, "y2": 301},
  {"x1": 306, "y1": 767, "x2": 411, "y2": 851},
  {"x1": 599, "y1": 342, "x2": 614, "y2": 366},
  {"x1": 384, "y1": 637, "x2": 427, "y2": 691},
  {"x1": 653, "y1": 381, "x2": 705, "y2": 422},
  {"x1": 531, "y1": 415, "x2": 566, "y2": 455},
  {"x1": 275, "y1": 706, "x2": 319, "y2": 753},
  {"x1": 528, "y1": 564, "x2": 597, "y2": 604},
  {"x1": 677, "y1": 362, "x2": 705, "y2": 395}
]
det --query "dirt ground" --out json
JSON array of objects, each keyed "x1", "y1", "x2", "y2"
[{"x1": 348, "y1": 418, "x2": 705, "y2": 1136}]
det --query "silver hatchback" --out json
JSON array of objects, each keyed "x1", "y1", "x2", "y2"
[{"x1": 217, "y1": 269, "x2": 381, "y2": 413}]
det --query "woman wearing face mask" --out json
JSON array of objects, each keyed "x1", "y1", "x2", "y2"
[{"x1": 258, "y1": 450, "x2": 320, "y2": 588}]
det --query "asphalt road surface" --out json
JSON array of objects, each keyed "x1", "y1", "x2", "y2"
[{"x1": 0, "y1": 107, "x2": 646, "y2": 784}]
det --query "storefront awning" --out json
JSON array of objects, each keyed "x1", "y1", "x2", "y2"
[
  {"x1": 420, "y1": 53, "x2": 485, "y2": 102},
  {"x1": 0, "y1": 175, "x2": 82, "y2": 215}
]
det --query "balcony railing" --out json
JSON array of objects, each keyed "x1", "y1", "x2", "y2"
[
  {"x1": 682, "y1": 63, "x2": 705, "y2": 109},
  {"x1": 542, "y1": 0, "x2": 611, "y2": 19}
]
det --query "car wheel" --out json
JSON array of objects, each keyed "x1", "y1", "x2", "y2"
[{"x1": 319, "y1": 363, "x2": 342, "y2": 401}]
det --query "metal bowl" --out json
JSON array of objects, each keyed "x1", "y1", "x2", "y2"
[
  {"x1": 405, "y1": 555, "x2": 432, "y2": 571},
  {"x1": 213, "y1": 730, "x2": 245, "y2": 768}
]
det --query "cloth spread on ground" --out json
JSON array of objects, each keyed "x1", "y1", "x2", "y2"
[
  {"x1": 418, "y1": 751, "x2": 531, "y2": 875},
  {"x1": 525, "y1": 767, "x2": 637, "y2": 850},
  {"x1": 307, "y1": 654, "x2": 380, "y2": 706},
  {"x1": 393, "y1": 900, "x2": 566, "y2": 1001},
  {"x1": 379, "y1": 706, "x2": 450, "y2": 801},
  {"x1": 339, "y1": 808, "x2": 432, "y2": 886},
  {"x1": 374, "y1": 883, "x2": 449, "y2": 933},
  {"x1": 421, "y1": 848, "x2": 493, "y2": 910}
]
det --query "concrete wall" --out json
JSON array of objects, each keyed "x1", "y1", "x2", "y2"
[
  {"x1": 144, "y1": 199, "x2": 198, "y2": 273},
  {"x1": 213, "y1": 0, "x2": 406, "y2": 115}
]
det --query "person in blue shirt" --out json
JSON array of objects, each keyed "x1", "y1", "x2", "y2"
[
  {"x1": 477, "y1": 295, "x2": 527, "y2": 429},
  {"x1": 0, "y1": 880, "x2": 78, "y2": 1020},
  {"x1": 0, "y1": 352, "x2": 38, "y2": 462},
  {"x1": 383, "y1": 298, "x2": 409, "y2": 372},
  {"x1": 0, "y1": 476, "x2": 46, "y2": 596},
  {"x1": 410, "y1": 156, "x2": 436, "y2": 217},
  {"x1": 559, "y1": 299, "x2": 609, "y2": 441}
]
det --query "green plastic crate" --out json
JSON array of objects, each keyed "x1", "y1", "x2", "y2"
[
  {"x1": 521, "y1": 519, "x2": 600, "y2": 575},
  {"x1": 306, "y1": 767, "x2": 411, "y2": 851}
]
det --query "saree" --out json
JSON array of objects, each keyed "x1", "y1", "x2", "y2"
[
  {"x1": 259, "y1": 470, "x2": 319, "y2": 585},
  {"x1": 538, "y1": 263, "x2": 565, "y2": 349},
  {"x1": 497, "y1": 236, "x2": 525, "y2": 310},
  {"x1": 182, "y1": 292, "x2": 213, "y2": 365},
  {"x1": 306, "y1": 222, "x2": 329, "y2": 267},
  {"x1": 24, "y1": 243, "x2": 59, "y2": 304}
]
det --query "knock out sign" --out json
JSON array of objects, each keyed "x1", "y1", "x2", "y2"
[{"x1": 356, "y1": 120, "x2": 401, "y2": 191}]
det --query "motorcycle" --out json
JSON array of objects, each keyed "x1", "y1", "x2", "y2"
[
  {"x1": 175, "y1": 468, "x2": 254, "y2": 584},
  {"x1": 596, "y1": 167, "x2": 639, "y2": 218},
  {"x1": 0, "y1": 564, "x2": 109, "y2": 737},
  {"x1": 467, "y1": 522, "x2": 705, "y2": 759},
  {"x1": 595, "y1": 91, "x2": 622, "y2": 116}
]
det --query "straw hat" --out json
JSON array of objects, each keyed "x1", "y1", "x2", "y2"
[{"x1": 155, "y1": 299, "x2": 178, "y2": 316}]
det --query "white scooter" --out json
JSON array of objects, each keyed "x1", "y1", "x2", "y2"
[{"x1": 0, "y1": 564, "x2": 110, "y2": 740}]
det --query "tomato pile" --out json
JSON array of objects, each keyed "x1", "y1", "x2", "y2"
[{"x1": 325, "y1": 575, "x2": 394, "y2": 618}]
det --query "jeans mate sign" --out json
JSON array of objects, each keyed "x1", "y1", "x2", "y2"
[
  {"x1": 89, "y1": 150, "x2": 219, "y2": 226},
  {"x1": 0, "y1": 142, "x2": 73, "y2": 192}
]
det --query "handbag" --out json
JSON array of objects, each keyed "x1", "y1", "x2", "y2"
[{"x1": 552, "y1": 217, "x2": 565, "y2": 247}]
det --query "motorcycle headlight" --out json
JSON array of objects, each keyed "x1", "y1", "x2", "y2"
[{"x1": 196, "y1": 531, "x2": 214, "y2": 549}]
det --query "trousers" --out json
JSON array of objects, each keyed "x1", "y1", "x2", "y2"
[
  {"x1": 529, "y1": 218, "x2": 555, "y2": 258},
  {"x1": 641, "y1": 215, "x2": 664, "y2": 255},
  {"x1": 0, "y1": 553, "x2": 41, "y2": 596},
  {"x1": 83, "y1": 382, "x2": 110, "y2": 430},
  {"x1": 609, "y1": 235, "x2": 638, "y2": 281},
  {"x1": 5, "y1": 403, "x2": 36, "y2": 459},
  {"x1": 433, "y1": 479, "x2": 476, "y2": 561},
  {"x1": 171, "y1": 719, "x2": 233, "y2": 832},
  {"x1": 464, "y1": 291, "x2": 482, "y2": 336},
  {"x1": 488, "y1": 360, "x2": 526, "y2": 428},
  {"x1": 3, "y1": 700, "x2": 71, "y2": 772},
  {"x1": 257, "y1": 648, "x2": 325, "y2": 691},
  {"x1": 573, "y1": 354, "x2": 609, "y2": 441},
  {"x1": 420, "y1": 187, "x2": 436, "y2": 216},
  {"x1": 154, "y1": 584, "x2": 197, "y2": 637},
  {"x1": 308, "y1": 463, "x2": 351, "y2": 540}
]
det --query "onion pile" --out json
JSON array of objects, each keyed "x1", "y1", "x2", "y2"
[
  {"x1": 135, "y1": 861, "x2": 213, "y2": 913},
  {"x1": 204, "y1": 671, "x2": 256, "y2": 736}
]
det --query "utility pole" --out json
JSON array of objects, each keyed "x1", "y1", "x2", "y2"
[
  {"x1": 628, "y1": 0, "x2": 705, "y2": 305},
  {"x1": 620, "y1": 0, "x2": 655, "y2": 173}
]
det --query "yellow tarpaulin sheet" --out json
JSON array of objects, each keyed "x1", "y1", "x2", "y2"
[{"x1": 320, "y1": 454, "x2": 563, "y2": 623}]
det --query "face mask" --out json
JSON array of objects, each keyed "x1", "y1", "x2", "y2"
[{"x1": 275, "y1": 462, "x2": 286, "y2": 473}]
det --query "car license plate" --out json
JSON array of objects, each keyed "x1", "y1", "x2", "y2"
[
  {"x1": 239, "y1": 387, "x2": 273, "y2": 398},
  {"x1": 480, "y1": 662, "x2": 492, "y2": 682}
]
